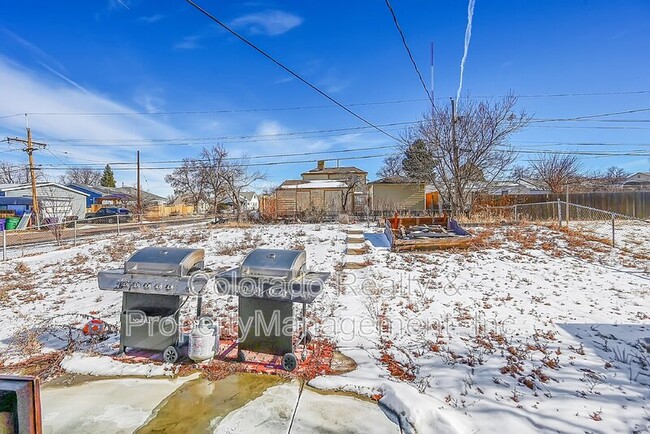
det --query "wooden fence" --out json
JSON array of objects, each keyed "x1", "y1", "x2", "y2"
[{"x1": 476, "y1": 191, "x2": 650, "y2": 219}]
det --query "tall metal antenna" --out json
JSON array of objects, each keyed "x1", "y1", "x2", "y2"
[{"x1": 430, "y1": 42, "x2": 435, "y2": 110}]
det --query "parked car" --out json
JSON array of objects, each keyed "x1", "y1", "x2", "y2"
[{"x1": 85, "y1": 207, "x2": 133, "y2": 223}]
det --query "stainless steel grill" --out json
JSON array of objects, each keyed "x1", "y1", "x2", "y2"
[
  {"x1": 99, "y1": 247, "x2": 206, "y2": 295},
  {"x1": 240, "y1": 249, "x2": 306, "y2": 280},
  {"x1": 217, "y1": 248, "x2": 329, "y2": 371},
  {"x1": 98, "y1": 247, "x2": 207, "y2": 363}
]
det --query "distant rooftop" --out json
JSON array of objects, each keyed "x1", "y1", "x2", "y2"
[
  {"x1": 278, "y1": 179, "x2": 348, "y2": 189},
  {"x1": 301, "y1": 166, "x2": 367, "y2": 176},
  {"x1": 368, "y1": 176, "x2": 420, "y2": 185}
]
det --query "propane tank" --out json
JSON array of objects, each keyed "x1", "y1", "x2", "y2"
[{"x1": 188, "y1": 317, "x2": 218, "y2": 362}]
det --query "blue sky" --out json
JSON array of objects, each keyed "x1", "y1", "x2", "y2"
[{"x1": 1, "y1": 0, "x2": 649, "y2": 195}]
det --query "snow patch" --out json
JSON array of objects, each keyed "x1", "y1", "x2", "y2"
[{"x1": 61, "y1": 353, "x2": 173, "y2": 377}]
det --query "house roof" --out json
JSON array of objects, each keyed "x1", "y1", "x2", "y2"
[
  {"x1": 240, "y1": 191, "x2": 257, "y2": 201},
  {"x1": 0, "y1": 182, "x2": 89, "y2": 196},
  {"x1": 368, "y1": 176, "x2": 420, "y2": 185},
  {"x1": 278, "y1": 179, "x2": 348, "y2": 189},
  {"x1": 67, "y1": 184, "x2": 164, "y2": 201},
  {"x1": 301, "y1": 166, "x2": 367, "y2": 176}
]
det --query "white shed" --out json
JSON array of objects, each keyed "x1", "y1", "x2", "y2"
[{"x1": 0, "y1": 183, "x2": 89, "y2": 220}]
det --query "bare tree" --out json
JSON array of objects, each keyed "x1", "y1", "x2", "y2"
[
  {"x1": 603, "y1": 166, "x2": 629, "y2": 184},
  {"x1": 198, "y1": 145, "x2": 228, "y2": 220},
  {"x1": 340, "y1": 174, "x2": 365, "y2": 213},
  {"x1": 511, "y1": 164, "x2": 533, "y2": 180},
  {"x1": 222, "y1": 157, "x2": 265, "y2": 221},
  {"x1": 0, "y1": 162, "x2": 28, "y2": 184},
  {"x1": 530, "y1": 153, "x2": 582, "y2": 194},
  {"x1": 377, "y1": 153, "x2": 405, "y2": 179},
  {"x1": 407, "y1": 94, "x2": 529, "y2": 216},
  {"x1": 165, "y1": 158, "x2": 206, "y2": 210},
  {"x1": 59, "y1": 168, "x2": 102, "y2": 185}
]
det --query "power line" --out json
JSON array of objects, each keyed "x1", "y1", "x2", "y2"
[
  {"x1": 2, "y1": 90, "x2": 650, "y2": 120},
  {"x1": 31, "y1": 153, "x2": 394, "y2": 171},
  {"x1": 27, "y1": 107, "x2": 650, "y2": 146},
  {"x1": 383, "y1": 0, "x2": 433, "y2": 105},
  {"x1": 46, "y1": 144, "x2": 401, "y2": 166},
  {"x1": 9, "y1": 99, "x2": 428, "y2": 117},
  {"x1": 183, "y1": 0, "x2": 403, "y2": 144},
  {"x1": 2, "y1": 91, "x2": 650, "y2": 119},
  {"x1": 35, "y1": 121, "x2": 417, "y2": 145},
  {"x1": 529, "y1": 125, "x2": 650, "y2": 130},
  {"x1": 513, "y1": 141, "x2": 650, "y2": 147},
  {"x1": 0, "y1": 114, "x2": 24, "y2": 120},
  {"x1": 531, "y1": 107, "x2": 650, "y2": 123}
]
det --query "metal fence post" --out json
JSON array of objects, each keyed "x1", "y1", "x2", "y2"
[
  {"x1": 117, "y1": 214, "x2": 121, "y2": 236},
  {"x1": 611, "y1": 213, "x2": 615, "y2": 247},
  {"x1": 2, "y1": 230, "x2": 6, "y2": 261},
  {"x1": 73, "y1": 220, "x2": 77, "y2": 246},
  {"x1": 557, "y1": 199, "x2": 562, "y2": 228}
]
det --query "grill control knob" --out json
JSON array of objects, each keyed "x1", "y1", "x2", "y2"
[
  {"x1": 131, "y1": 282, "x2": 141, "y2": 290},
  {"x1": 143, "y1": 283, "x2": 152, "y2": 291},
  {"x1": 154, "y1": 283, "x2": 162, "y2": 291},
  {"x1": 165, "y1": 284, "x2": 174, "y2": 292}
]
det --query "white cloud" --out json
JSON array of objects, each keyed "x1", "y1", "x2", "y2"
[
  {"x1": 134, "y1": 90, "x2": 165, "y2": 113},
  {"x1": 138, "y1": 14, "x2": 164, "y2": 23},
  {"x1": 174, "y1": 35, "x2": 202, "y2": 50},
  {"x1": 0, "y1": 57, "x2": 182, "y2": 194},
  {"x1": 256, "y1": 120, "x2": 287, "y2": 136},
  {"x1": 230, "y1": 10, "x2": 303, "y2": 36}
]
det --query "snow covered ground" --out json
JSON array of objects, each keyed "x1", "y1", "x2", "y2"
[{"x1": 1, "y1": 221, "x2": 649, "y2": 433}]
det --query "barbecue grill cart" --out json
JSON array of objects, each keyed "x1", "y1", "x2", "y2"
[
  {"x1": 98, "y1": 247, "x2": 207, "y2": 363},
  {"x1": 217, "y1": 249, "x2": 329, "y2": 371}
]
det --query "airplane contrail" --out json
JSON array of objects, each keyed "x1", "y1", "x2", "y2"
[{"x1": 456, "y1": 0, "x2": 476, "y2": 104}]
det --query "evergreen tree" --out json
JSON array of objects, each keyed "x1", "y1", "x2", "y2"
[
  {"x1": 100, "y1": 164, "x2": 116, "y2": 187},
  {"x1": 402, "y1": 139, "x2": 436, "y2": 180}
]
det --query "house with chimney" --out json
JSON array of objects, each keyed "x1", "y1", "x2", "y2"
[{"x1": 274, "y1": 161, "x2": 368, "y2": 218}]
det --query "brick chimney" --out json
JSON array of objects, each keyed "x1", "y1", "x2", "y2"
[{"x1": 317, "y1": 160, "x2": 325, "y2": 171}]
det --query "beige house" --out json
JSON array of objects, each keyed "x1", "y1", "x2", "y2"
[
  {"x1": 369, "y1": 176, "x2": 426, "y2": 212},
  {"x1": 274, "y1": 161, "x2": 368, "y2": 217}
]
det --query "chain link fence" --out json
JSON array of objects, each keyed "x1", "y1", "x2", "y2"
[
  {"x1": 1, "y1": 214, "x2": 212, "y2": 261},
  {"x1": 479, "y1": 199, "x2": 650, "y2": 248}
]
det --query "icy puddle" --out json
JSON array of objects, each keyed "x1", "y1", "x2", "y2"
[
  {"x1": 41, "y1": 375, "x2": 196, "y2": 434},
  {"x1": 42, "y1": 372, "x2": 398, "y2": 433},
  {"x1": 135, "y1": 373, "x2": 283, "y2": 433}
]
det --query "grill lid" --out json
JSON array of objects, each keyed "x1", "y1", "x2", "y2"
[
  {"x1": 240, "y1": 248, "x2": 306, "y2": 280},
  {"x1": 124, "y1": 247, "x2": 205, "y2": 276}
]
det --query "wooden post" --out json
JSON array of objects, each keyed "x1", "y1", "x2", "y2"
[{"x1": 565, "y1": 183, "x2": 569, "y2": 226}]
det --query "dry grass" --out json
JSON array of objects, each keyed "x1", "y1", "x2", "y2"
[
  {"x1": 216, "y1": 233, "x2": 263, "y2": 255},
  {"x1": 0, "y1": 351, "x2": 65, "y2": 379}
]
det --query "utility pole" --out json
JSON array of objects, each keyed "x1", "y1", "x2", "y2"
[
  {"x1": 6, "y1": 128, "x2": 47, "y2": 226},
  {"x1": 430, "y1": 42, "x2": 435, "y2": 111},
  {"x1": 136, "y1": 150, "x2": 142, "y2": 222}
]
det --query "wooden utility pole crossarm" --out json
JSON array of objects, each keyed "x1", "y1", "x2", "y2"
[{"x1": 5, "y1": 130, "x2": 47, "y2": 225}]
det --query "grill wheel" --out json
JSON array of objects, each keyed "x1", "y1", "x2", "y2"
[
  {"x1": 282, "y1": 353, "x2": 298, "y2": 371},
  {"x1": 163, "y1": 345, "x2": 179, "y2": 363}
]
